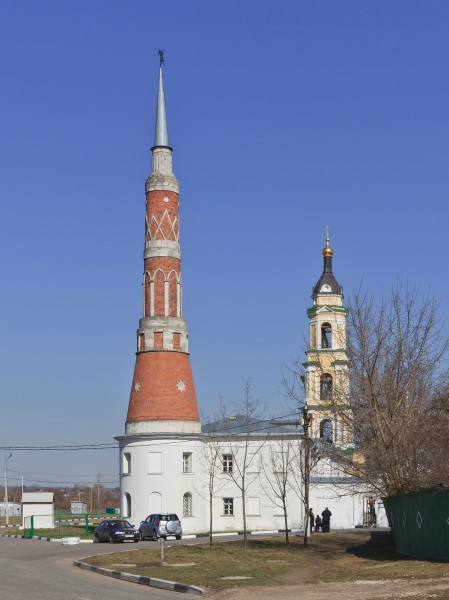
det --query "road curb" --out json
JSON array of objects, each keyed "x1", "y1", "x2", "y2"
[
  {"x1": 0, "y1": 529, "x2": 294, "y2": 543},
  {"x1": 73, "y1": 560, "x2": 203, "y2": 595},
  {"x1": 0, "y1": 534, "x2": 93, "y2": 543}
]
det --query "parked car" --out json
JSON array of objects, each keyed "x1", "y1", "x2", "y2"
[
  {"x1": 139, "y1": 513, "x2": 182, "y2": 541},
  {"x1": 94, "y1": 519, "x2": 140, "y2": 543}
]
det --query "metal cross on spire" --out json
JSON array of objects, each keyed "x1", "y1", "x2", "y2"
[
  {"x1": 325, "y1": 224, "x2": 330, "y2": 239},
  {"x1": 158, "y1": 49, "x2": 165, "y2": 67}
]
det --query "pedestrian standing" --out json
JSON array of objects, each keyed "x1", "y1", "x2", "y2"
[
  {"x1": 308, "y1": 508, "x2": 314, "y2": 534},
  {"x1": 321, "y1": 507, "x2": 332, "y2": 533},
  {"x1": 315, "y1": 514, "x2": 322, "y2": 532}
]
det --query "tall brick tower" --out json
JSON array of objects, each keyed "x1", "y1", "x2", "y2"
[{"x1": 125, "y1": 56, "x2": 200, "y2": 436}]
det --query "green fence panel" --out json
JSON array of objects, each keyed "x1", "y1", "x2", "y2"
[{"x1": 384, "y1": 488, "x2": 449, "y2": 561}]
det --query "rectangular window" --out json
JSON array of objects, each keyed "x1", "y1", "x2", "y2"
[
  {"x1": 223, "y1": 497, "x2": 234, "y2": 516},
  {"x1": 148, "y1": 452, "x2": 162, "y2": 473},
  {"x1": 246, "y1": 496, "x2": 260, "y2": 516},
  {"x1": 183, "y1": 452, "x2": 192, "y2": 473},
  {"x1": 222, "y1": 454, "x2": 233, "y2": 473},
  {"x1": 247, "y1": 453, "x2": 260, "y2": 473},
  {"x1": 274, "y1": 452, "x2": 285, "y2": 473},
  {"x1": 123, "y1": 452, "x2": 131, "y2": 474}
]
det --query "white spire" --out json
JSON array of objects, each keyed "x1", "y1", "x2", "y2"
[{"x1": 153, "y1": 64, "x2": 170, "y2": 148}]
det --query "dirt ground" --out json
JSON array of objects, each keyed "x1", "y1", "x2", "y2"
[
  {"x1": 210, "y1": 577, "x2": 449, "y2": 600},
  {"x1": 207, "y1": 531, "x2": 449, "y2": 600}
]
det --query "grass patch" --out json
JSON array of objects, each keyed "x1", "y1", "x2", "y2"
[
  {"x1": 1, "y1": 523, "x2": 96, "y2": 538},
  {"x1": 82, "y1": 532, "x2": 449, "y2": 591}
]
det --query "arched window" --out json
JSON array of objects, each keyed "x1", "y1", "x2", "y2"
[
  {"x1": 168, "y1": 271, "x2": 178, "y2": 317},
  {"x1": 320, "y1": 419, "x2": 333, "y2": 442},
  {"x1": 320, "y1": 374, "x2": 333, "y2": 400},
  {"x1": 183, "y1": 492, "x2": 193, "y2": 517},
  {"x1": 321, "y1": 323, "x2": 332, "y2": 348},
  {"x1": 149, "y1": 491, "x2": 162, "y2": 514},
  {"x1": 153, "y1": 270, "x2": 166, "y2": 316},
  {"x1": 123, "y1": 493, "x2": 131, "y2": 518}
]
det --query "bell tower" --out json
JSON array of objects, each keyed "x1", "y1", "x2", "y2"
[
  {"x1": 125, "y1": 54, "x2": 200, "y2": 435},
  {"x1": 304, "y1": 229, "x2": 349, "y2": 445}
]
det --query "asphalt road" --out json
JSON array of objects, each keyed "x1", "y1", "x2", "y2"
[{"x1": 0, "y1": 537, "x2": 202, "y2": 600}]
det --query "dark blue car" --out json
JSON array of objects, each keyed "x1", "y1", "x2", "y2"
[{"x1": 94, "y1": 519, "x2": 140, "y2": 543}]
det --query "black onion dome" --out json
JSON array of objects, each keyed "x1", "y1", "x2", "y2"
[{"x1": 312, "y1": 235, "x2": 343, "y2": 296}]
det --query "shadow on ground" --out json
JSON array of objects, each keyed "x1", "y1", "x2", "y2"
[{"x1": 346, "y1": 531, "x2": 409, "y2": 561}]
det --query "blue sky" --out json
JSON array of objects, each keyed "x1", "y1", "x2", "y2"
[{"x1": 1, "y1": 1, "x2": 448, "y2": 488}]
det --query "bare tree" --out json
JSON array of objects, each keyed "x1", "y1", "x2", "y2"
[
  {"x1": 197, "y1": 408, "x2": 228, "y2": 549},
  {"x1": 281, "y1": 368, "x2": 322, "y2": 546},
  {"x1": 260, "y1": 436, "x2": 296, "y2": 544},
  {"x1": 288, "y1": 420, "x2": 321, "y2": 546},
  {"x1": 332, "y1": 285, "x2": 449, "y2": 496},
  {"x1": 220, "y1": 378, "x2": 266, "y2": 552}
]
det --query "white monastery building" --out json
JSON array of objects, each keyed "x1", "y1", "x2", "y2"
[{"x1": 115, "y1": 57, "x2": 387, "y2": 534}]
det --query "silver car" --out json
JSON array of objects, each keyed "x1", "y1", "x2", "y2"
[{"x1": 139, "y1": 513, "x2": 182, "y2": 540}]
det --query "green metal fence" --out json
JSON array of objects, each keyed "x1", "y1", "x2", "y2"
[
  {"x1": 384, "y1": 488, "x2": 449, "y2": 561},
  {"x1": 23, "y1": 513, "x2": 112, "y2": 538}
]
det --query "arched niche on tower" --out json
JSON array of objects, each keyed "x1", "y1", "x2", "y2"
[
  {"x1": 167, "y1": 269, "x2": 179, "y2": 317},
  {"x1": 320, "y1": 374, "x2": 333, "y2": 400},
  {"x1": 310, "y1": 322, "x2": 317, "y2": 348},
  {"x1": 320, "y1": 419, "x2": 333, "y2": 443},
  {"x1": 321, "y1": 323, "x2": 332, "y2": 348},
  {"x1": 143, "y1": 271, "x2": 153, "y2": 318},
  {"x1": 153, "y1": 269, "x2": 166, "y2": 316}
]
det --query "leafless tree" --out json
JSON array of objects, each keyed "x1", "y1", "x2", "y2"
[
  {"x1": 281, "y1": 368, "x2": 322, "y2": 545},
  {"x1": 220, "y1": 378, "x2": 266, "y2": 552},
  {"x1": 260, "y1": 436, "x2": 296, "y2": 544},
  {"x1": 288, "y1": 425, "x2": 321, "y2": 546},
  {"x1": 331, "y1": 285, "x2": 449, "y2": 496},
  {"x1": 197, "y1": 407, "x2": 228, "y2": 548}
]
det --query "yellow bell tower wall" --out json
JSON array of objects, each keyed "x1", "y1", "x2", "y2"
[{"x1": 304, "y1": 232, "x2": 350, "y2": 446}]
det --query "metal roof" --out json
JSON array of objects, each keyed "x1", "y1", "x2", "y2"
[
  {"x1": 21, "y1": 492, "x2": 54, "y2": 503},
  {"x1": 153, "y1": 66, "x2": 170, "y2": 148}
]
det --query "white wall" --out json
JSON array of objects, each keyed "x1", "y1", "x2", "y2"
[
  {"x1": 118, "y1": 433, "x2": 387, "y2": 534},
  {"x1": 22, "y1": 504, "x2": 54, "y2": 529}
]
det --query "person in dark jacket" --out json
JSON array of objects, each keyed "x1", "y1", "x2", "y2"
[
  {"x1": 321, "y1": 507, "x2": 332, "y2": 533},
  {"x1": 315, "y1": 514, "x2": 322, "y2": 532},
  {"x1": 308, "y1": 508, "x2": 314, "y2": 534}
]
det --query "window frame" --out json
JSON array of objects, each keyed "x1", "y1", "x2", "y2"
[
  {"x1": 320, "y1": 418, "x2": 334, "y2": 442},
  {"x1": 321, "y1": 323, "x2": 332, "y2": 349},
  {"x1": 222, "y1": 453, "x2": 233, "y2": 473},
  {"x1": 223, "y1": 497, "x2": 234, "y2": 516},
  {"x1": 183, "y1": 452, "x2": 193, "y2": 474},
  {"x1": 320, "y1": 373, "x2": 333, "y2": 400},
  {"x1": 123, "y1": 452, "x2": 131, "y2": 475},
  {"x1": 183, "y1": 492, "x2": 193, "y2": 517}
]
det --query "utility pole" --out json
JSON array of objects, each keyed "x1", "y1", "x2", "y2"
[
  {"x1": 4, "y1": 454, "x2": 12, "y2": 526},
  {"x1": 302, "y1": 408, "x2": 312, "y2": 546}
]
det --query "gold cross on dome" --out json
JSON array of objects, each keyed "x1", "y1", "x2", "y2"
[{"x1": 325, "y1": 225, "x2": 330, "y2": 239}]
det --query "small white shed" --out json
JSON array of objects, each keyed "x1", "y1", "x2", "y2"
[{"x1": 21, "y1": 492, "x2": 54, "y2": 529}]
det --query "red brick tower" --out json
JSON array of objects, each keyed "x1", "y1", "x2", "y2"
[{"x1": 125, "y1": 56, "x2": 200, "y2": 435}]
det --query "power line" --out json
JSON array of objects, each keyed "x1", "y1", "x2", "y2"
[
  {"x1": 0, "y1": 411, "x2": 302, "y2": 452},
  {"x1": 6, "y1": 475, "x2": 119, "y2": 485},
  {"x1": 9, "y1": 468, "x2": 117, "y2": 477}
]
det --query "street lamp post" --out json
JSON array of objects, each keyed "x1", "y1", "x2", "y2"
[
  {"x1": 302, "y1": 407, "x2": 312, "y2": 546},
  {"x1": 4, "y1": 454, "x2": 12, "y2": 526}
]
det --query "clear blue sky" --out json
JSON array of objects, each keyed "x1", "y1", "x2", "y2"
[{"x1": 1, "y1": 0, "x2": 448, "y2": 488}]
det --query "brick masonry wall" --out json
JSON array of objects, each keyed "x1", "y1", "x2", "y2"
[{"x1": 127, "y1": 351, "x2": 199, "y2": 423}]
